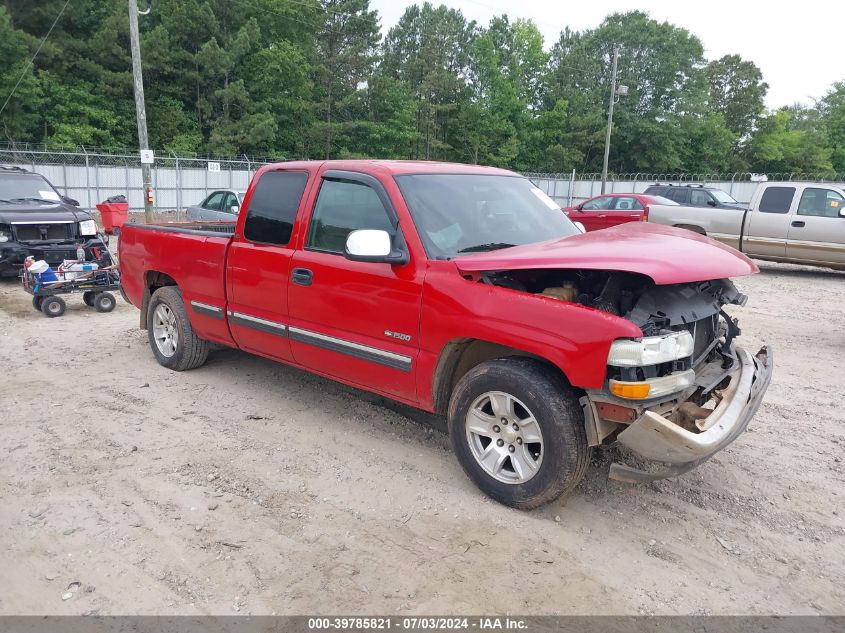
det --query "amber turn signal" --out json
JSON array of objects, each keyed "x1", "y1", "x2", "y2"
[{"x1": 609, "y1": 381, "x2": 651, "y2": 399}]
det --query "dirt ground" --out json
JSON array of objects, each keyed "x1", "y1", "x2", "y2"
[{"x1": 0, "y1": 257, "x2": 843, "y2": 616}]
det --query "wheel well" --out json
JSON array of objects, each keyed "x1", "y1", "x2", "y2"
[
  {"x1": 140, "y1": 270, "x2": 178, "y2": 329},
  {"x1": 673, "y1": 223, "x2": 706, "y2": 235},
  {"x1": 432, "y1": 338, "x2": 570, "y2": 415}
]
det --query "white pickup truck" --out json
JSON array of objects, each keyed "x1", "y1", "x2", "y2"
[{"x1": 647, "y1": 182, "x2": 845, "y2": 270}]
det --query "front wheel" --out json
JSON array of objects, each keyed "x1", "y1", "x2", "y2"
[
  {"x1": 448, "y1": 358, "x2": 589, "y2": 510},
  {"x1": 146, "y1": 286, "x2": 209, "y2": 371}
]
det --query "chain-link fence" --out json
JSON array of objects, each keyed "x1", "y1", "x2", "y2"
[
  {"x1": 525, "y1": 171, "x2": 845, "y2": 206},
  {"x1": 2, "y1": 143, "x2": 844, "y2": 212},
  {"x1": 0, "y1": 144, "x2": 281, "y2": 212}
]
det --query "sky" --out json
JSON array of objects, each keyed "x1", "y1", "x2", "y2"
[{"x1": 369, "y1": 0, "x2": 845, "y2": 109}]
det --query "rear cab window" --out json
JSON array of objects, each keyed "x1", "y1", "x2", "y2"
[
  {"x1": 242, "y1": 171, "x2": 309, "y2": 245},
  {"x1": 758, "y1": 187, "x2": 796, "y2": 214}
]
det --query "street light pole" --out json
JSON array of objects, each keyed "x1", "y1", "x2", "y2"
[
  {"x1": 600, "y1": 48, "x2": 619, "y2": 195},
  {"x1": 128, "y1": 0, "x2": 153, "y2": 223}
]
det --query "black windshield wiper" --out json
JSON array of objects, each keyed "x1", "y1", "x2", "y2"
[
  {"x1": 10, "y1": 197, "x2": 59, "y2": 204},
  {"x1": 457, "y1": 242, "x2": 516, "y2": 254}
]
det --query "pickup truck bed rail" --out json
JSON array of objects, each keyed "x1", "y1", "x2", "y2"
[{"x1": 129, "y1": 222, "x2": 235, "y2": 238}]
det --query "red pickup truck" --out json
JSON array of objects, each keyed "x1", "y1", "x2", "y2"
[{"x1": 119, "y1": 160, "x2": 772, "y2": 509}]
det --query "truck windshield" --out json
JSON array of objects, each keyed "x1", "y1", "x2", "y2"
[
  {"x1": 0, "y1": 173, "x2": 61, "y2": 204},
  {"x1": 711, "y1": 189, "x2": 739, "y2": 204},
  {"x1": 395, "y1": 174, "x2": 579, "y2": 259}
]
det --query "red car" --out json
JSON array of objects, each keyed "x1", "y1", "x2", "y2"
[
  {"x1": 562, "y1": 193, "x2": 678, "y2": 231},
  {"x1": 119, "y1": 161, "x2": 771, "y2": 509}
]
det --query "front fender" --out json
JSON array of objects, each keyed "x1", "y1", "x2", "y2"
[{"x1": 416, "y1": 263, "x2": 643, "y2": 411}]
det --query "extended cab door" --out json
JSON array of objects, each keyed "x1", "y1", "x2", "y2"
[
  {"x1": 226, "y1": 169, "x2": 312, "y2": 362},
  {"x1": 744, "y1": 185, "x2": 796, "y2": 258},
  {"x1": 786, "y1": 185, "x2": 845, "y2": 266},
  {"x1": 286, "y1": 170, "x2": 422, "y2": 402}
]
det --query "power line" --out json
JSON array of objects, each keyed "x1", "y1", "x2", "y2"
[{"x1": 0, "y1": 0, "x2": 72, "y2": 121}]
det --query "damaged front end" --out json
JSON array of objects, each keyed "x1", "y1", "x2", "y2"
[
  {"x1": 580, "y1": 276, "x2": 773, "y2": 482},
  {"x1": 475, "y1": 268, "x2": 773, "y2": 482}
]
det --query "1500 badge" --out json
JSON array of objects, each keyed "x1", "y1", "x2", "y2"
[{"x1": 385, "y1": 330, "x2": 412, "y2": 342}]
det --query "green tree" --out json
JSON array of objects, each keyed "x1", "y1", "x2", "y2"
[
  {"x1": 311, "y1": 0, "x2": 381, "y2": 158},
  {"x1": 817, "y1": 82, "x2": 845, "y2": 173},
  {"x1": 382, "y1": 3, "x2": 476, "y2": 160},
  {"x1": 706, "y1": 54, "x2": 768, "y2": 140},
  {"x1": 0, "y1": 5, "x2": 42, "y2": 142},
  {"x1": 548, "y1": 11, "x2": 714, "y2": 173},
  {"x1": 745, "y1": 107, "x2": 833, "y2": 174}
]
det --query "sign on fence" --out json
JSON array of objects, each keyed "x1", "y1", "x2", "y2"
[
  {"x1": 207, "y1": 161, "x2": 221, "y2": 172},
  {"x1": 139, "y1": 149, "x2": 155, "y2": 164}
]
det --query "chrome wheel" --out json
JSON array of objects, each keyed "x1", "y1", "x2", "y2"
[
  {"x1": 152, "y1": 304, "x2": 178, "y2": 357},
  {"x1": 465, "y1": 390, "x2": 544, "y2": 484}
]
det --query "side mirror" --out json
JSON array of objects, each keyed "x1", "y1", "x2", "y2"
[
  {"x1": 573, "y1": 221, "x2": 586, "y2": 233},
  {"x1": 839, "y1": 206, "x2": 845, "y2": 218},
  {"x1": 344, "y1": 229, "x2": 408, "y2": 264},
  {"x1": 230, "y1": 205, "x2": 240, "y2": 215},
  {"x1": 62, "y1": 195, "x2": 80, "y2": 207},
  {"x1": 707, "y1": 199, "x2": 717, "y2": 207}
]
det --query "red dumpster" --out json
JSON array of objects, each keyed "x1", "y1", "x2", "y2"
[{"x1": 96, "y1": 202, "x2": 129, "y2": 235}]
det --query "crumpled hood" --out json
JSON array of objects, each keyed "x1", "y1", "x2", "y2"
[
  {"x1": 453, "y1": 222, "x2": 758, "y2": 285},
  {"x1": 0, "y1": 202, "x2": 88, "y2": 225}
]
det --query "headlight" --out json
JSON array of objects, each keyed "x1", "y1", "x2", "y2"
[
  {"x1": 79, "y1": 219, "x2": 97, "y2": 236},
  {"x1": 607, "y1": 330, "x2": 694, "y2": 367}
]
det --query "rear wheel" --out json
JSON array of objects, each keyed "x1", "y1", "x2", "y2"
[
  {"x1": 94, "y1": 292, "x2": 116, "y2": 313},
  {"x1": 147, "y1": 286, "x2": 209, "y2": 371},
  {"x1": 448, "y1": 358, "x2": 589, "y2": 509},
  {"x1": 83, "y1": 291, "x2": 96, "y2": 307},
  {"x1": 41, "y1": 296, "x2": 66, "y2": 318}
]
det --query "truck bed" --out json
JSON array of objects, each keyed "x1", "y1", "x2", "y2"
[{"x1": 119, "y1": 221, "x2": 235, "y2": 346}]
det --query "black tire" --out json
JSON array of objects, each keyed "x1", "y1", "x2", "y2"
[
  {"x1": 146, "y1": 286, "x2": 209, "y2": 371},
  {"x1": 94, "y1": 292, "x2": 116, "y2": 313},
  {"x1": 41, "y1": 295, "x2": 66, "y2": 318},
  {"x1": 448, "y1": 358, "x2": 589, "y2": 510},
  {"x1": 83, "y1": 291, "x2": 96, "y2": 307},
  {"x1": 32, "y1": 295, "x2": 44, "y2": 311}
]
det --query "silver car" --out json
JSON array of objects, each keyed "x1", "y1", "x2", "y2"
[{"x1": 186, "y1": 190, "x2": 244, "y2": 222}]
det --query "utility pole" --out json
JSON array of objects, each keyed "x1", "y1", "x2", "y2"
[
  {"x1": 600, "y1": 48, "x2": 619, "y2": 194},
  {"x1": 128, "y1": 0, "x2": 153, "y2": 223}
]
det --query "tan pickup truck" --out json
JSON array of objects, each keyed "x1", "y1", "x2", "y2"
[{"x1": 647, "y1": 182, "x2": 845, "y2": 270}]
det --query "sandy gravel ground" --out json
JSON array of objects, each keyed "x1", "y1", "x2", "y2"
[{"x1": 0, "y1": 258, "x2": 843, "y2": 616}]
